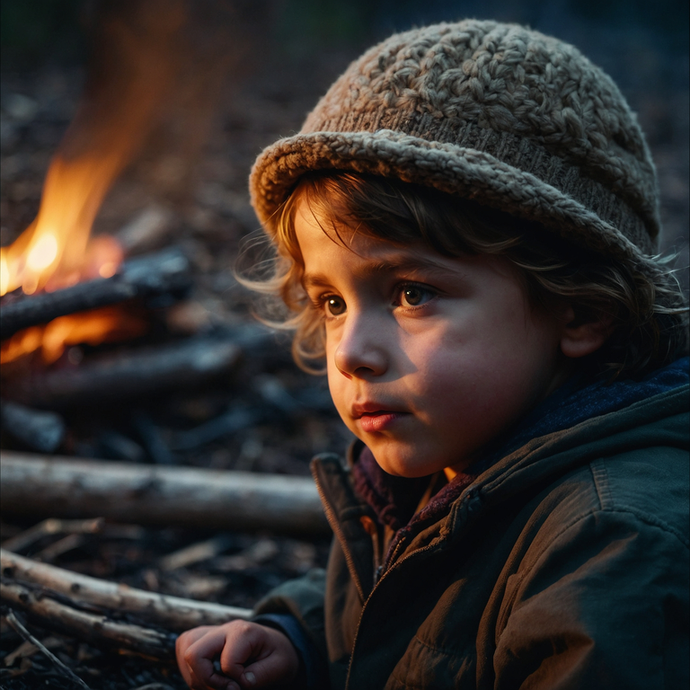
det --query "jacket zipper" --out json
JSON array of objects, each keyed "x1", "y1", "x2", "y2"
[
  {"x1": 311, "y1": 464, "x2": 367, "y2": 603},
  {"x1": 345, "y1": 490, "x2": 482, "y2": 688},
  {"x1": 344, "y1": 538, "x2": 448, "y2": 689}
]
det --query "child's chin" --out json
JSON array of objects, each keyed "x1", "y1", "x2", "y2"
[{"x1": 373, "y1": 452, "x2": 437, "y2": 479}]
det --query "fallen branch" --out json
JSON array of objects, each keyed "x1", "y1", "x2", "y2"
[
  {"x1": 5, "y1": 335, "x2": 242, "y2": 409},
  {"x1": 0, "y1": 452, "x2": 330, "y2": 537},
  {"x1": 1, "y1": 517, "x2": 106, "y2": 555},
  {"x1": 0, "y1": 247, "x2": 192, "y2": 340},
  {"x1": 0, "y1": 548, "x2": 250, "y2": 634},
  {"x1": 2, "y1": 580, "x2": 178, "y2": 660}
]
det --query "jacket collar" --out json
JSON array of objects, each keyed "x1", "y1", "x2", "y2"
[
  {"x1": 350, "y1": 357, "x2": 690, "y2": 532},
  {"x1": 312, "y1": 360, "x2": 689, "y2": 596}
]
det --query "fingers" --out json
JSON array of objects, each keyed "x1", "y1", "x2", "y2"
[
  {"x1": 176, "y1": 621, "x2": 300, "y2": 690},
  {"x1": 219, "y1": 623, "x2": 300, "y2": 689},
  {"x1": 177, "y1": 626, "x2": 240, "y2": 690}
]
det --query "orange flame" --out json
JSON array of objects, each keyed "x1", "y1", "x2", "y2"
[
  {"x1": 0, "y1": 0, "x2": 186, "y2": 362},
  {"x1": 0, "y1": 155, "x2": 126, "y2": 297},
  {"x1": 1, "y1": 306, "x2": 148, "y2": 366}
]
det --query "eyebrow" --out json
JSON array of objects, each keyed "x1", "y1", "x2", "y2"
[{"x1": 302, "y1": 253, "x2": 460, "y2": 290}]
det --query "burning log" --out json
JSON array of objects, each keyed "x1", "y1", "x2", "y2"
[
  {"x1": 0, "y1": 452, "x2": 330, "y2": 537},
  {"x1": 0, "y1": 247, "x2": 192, "y2": 340},
  {"x1": 5, "y1": 334, "x2": 242, "y2": 408}
]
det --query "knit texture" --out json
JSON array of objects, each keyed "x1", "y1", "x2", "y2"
[{"x1": 250, "y1": 20, "x2": 662, "y2": 265}]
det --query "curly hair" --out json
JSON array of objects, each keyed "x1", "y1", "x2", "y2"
[{"x1": 240, "y1": 172, "x2": 688, "y2": 379}]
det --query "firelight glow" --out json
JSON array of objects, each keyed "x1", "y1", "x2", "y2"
[
  {"x1": 0, "y1": 306, "x2": 148, "y2": 365},
  {"x1": 0, "y1": 250, "x2": 8, "y2": 295},
  {"x1": 0, "y1": 151, "x2": 130, "y2": 300},
  {"x1": 0, "y1": 152, "x2": 129, "y2": 359},
  {"x1": 26, "y1": 233, "x2": 59, "y2": 272}
]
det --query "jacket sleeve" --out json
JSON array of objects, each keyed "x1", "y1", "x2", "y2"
[
  {"x1": 252, "y1": 567, "x2": 330, "y2": 689},
  {"x1": 493, "y1": 507, "x2": 689, "y2": 690}
]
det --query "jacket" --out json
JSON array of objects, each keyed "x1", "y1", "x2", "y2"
[{"x1": 255, "y1": 373, "x2": 689, "y2": 689}]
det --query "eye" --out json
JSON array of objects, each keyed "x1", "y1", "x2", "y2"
[
  {"x1": 325, "y1": 296, "x2": 346, "y2": 316},
  {"x1": 398, "y1": 284, "x2": 435, "y2": 307}
]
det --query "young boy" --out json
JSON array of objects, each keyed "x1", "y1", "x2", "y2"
[{"x1": 176, "y1": 20, "x2": 689, "y2": 690}]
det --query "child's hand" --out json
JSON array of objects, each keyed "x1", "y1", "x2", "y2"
[{"x1": 176, "y1": 620, "x2": 300, "y2": 690}]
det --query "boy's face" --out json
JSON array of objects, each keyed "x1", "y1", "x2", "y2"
[{"x1": 295, "y1": 200, "x2": 571, "y2": 478}]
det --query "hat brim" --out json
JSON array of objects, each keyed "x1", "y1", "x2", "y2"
[{"x1": 250, "y1": 129, "x2": 653, "y2": 262}]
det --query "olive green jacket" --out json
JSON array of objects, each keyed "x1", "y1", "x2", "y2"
[{"x1": 255, "y1": 384, "x2": 689, "y2": 689}]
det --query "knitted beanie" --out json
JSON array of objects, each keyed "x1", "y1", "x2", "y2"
[{"x1": 250, "y1": 20, "x2": 661, "y2": 263}]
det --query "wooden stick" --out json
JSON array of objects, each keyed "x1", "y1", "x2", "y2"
[
  {"x1": 0, "y1": 452, "x2": 330, "y2": 537},
  {"x1": 2, "y1": 581, "x2": 177, "y2": 660},
  {"x1": 1, "y1": 517, "x2": 104, "y2": 553},
  {"x1": 0, "y1": 248, "x2": 192, "y2": 340},
  {"x1": 6, "y1": 335, "x2": 242, "y2": 409},
  {"x1": 1, "y1": 548, "x2": 250, "y2": 632},
  {"x1": 4, "y1": 610, "x2": 94, "y2": 689},
  {"x1": 0, "y1": 400, "x2": 65, "y2": 453}
]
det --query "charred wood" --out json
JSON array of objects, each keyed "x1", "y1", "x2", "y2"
[
  {"x1": 0, "y1": 452, "x2": 330, "y2": 536},
  {"x1": 168, "y1": 405, "x2": 261, "y2": 451},
  {"x1": 4, "y1": 335, "x2": 241, "y2": 409},
  {"x1": 0, "y1": 400, "x2": 66, "y2": 452},
  {"x1": 132, "y1": 413, "x2": 176, "y2": 464},
  {"x1": 0, "y1": 247, "x2": 192, "y2": 340}
]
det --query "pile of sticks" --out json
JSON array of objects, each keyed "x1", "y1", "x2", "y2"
[
  {"x1": 1, "y1": 548, "x2": 250, "y2": 660},
  {"x1": 0, "y1": 451, "x2": 330, "y2": 663}
]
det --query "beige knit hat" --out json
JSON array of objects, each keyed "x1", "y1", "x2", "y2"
[{"x1": 250, "y1": 20, "x2": 661, "y2": 262}]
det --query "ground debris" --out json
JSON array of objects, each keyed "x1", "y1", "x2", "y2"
[{"x1": 0, "y1": 517, "x2": 329, "y2": 689}]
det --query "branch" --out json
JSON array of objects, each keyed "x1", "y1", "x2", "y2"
[
  {"x1": 5, "y1": 335, "x2": 242, "y2": 408},
  {"x1": 4, "y1": 609, "x2": 95, "y2": 689},
  {"x1": 1, "y1": 548, "x2": 250, "y2": 630},
  {"x1": 0, "y1": 248, "x2": 192, "y2": 340},
  {"x1": 2, "y1": 580, "x2": 178, "y2": 659},
  {"x1": 0, "y1": 452, "x2": 330, "y2": 537},
  {"x1": 1, "y1": 548, "x2": 251, "y2": 659}
]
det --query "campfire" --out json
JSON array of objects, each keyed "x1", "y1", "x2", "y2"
[
  {"x1": 1, "y1": 184, "x2": 140, "y2": 371},
  {"x1": 0, "y1": 74, "x2": 240, "y2": 453}
]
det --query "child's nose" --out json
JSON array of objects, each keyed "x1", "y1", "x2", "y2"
[{"x1": 334, "y1": 316, "x2": 388, "y2": 378}]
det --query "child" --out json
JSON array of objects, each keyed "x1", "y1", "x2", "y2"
[{"x1": 176, "y1": 20, "x2": 689, "y2": 690}]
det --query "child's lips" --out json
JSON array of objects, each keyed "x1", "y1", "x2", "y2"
[{"x1": 352, "y1": 403, "x2": 408, "y2": 432}]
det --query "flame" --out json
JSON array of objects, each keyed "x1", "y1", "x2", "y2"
[
  {"x1": 1, "y1": 155, "x2": 127, "y2": 297},
  {"x1": 1, "y1": 306, "x2": 148, "y2": 366},
  {"x1": 0, "y1": 153, "x2": 131, "y2": 361},
  {"x1": 0, "y1": 0, "x2": 187, "y2": 363}
]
